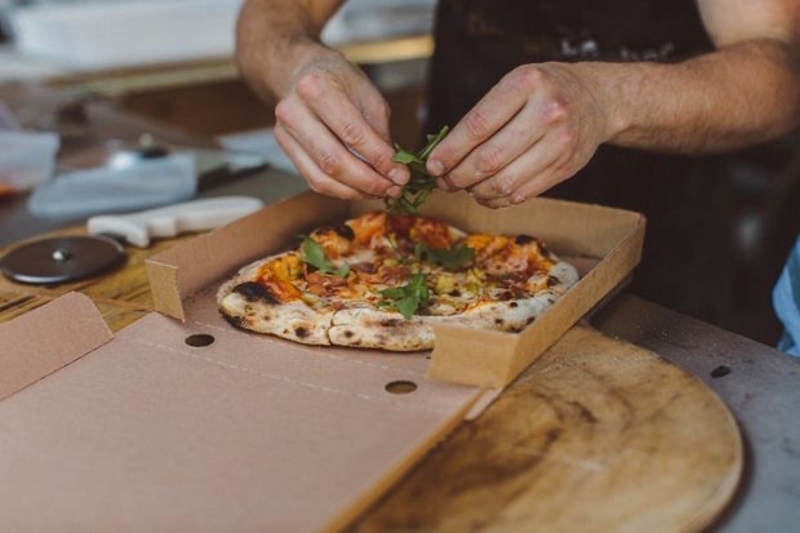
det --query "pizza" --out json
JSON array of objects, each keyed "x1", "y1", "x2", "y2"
[{"x1": 216, "y1": 210, "x2": 579, "y2": 352}]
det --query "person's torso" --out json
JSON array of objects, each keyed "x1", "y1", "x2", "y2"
[{"x1": 450, "y1": 0, "x2": 713, "y2": 63}]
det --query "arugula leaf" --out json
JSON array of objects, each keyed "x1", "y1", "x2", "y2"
[
  {"x1": 379, "y1": 273, "x2": 430, "y2": 319},
  {"x1": 419, "y1": 243, "x2": 476, "y2": 270},
  {"x1": 386, "y1": 125, "x2": 450, "y2": 214},
  {"x1": 300, "y1": 237, "x2": 350, "y2": 277}
]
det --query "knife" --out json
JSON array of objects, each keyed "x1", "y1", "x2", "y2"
[{"x1": 87, "y1": 196, "x2": 264, "y2": 248}]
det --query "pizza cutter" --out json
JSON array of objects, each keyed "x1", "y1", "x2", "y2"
[
  {"x1": 0, "y1": 235, "x2": 126, "y2": 285},
  {"x1": 0, "y1": 196, "x2": 264, "y2": 285}
]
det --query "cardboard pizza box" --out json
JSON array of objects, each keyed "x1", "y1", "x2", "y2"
[
  {"x1": 147, "y1": 190, "x2": 646, "y2": 388},
  {"x1": 0, "y1": 190, "x2": 644, "y2": 531}
]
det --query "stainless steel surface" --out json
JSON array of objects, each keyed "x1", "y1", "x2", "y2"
[{"x1": 592, "y1": 294, "x2": 800, "y2": 532}]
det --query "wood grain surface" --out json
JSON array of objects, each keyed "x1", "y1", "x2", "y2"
[
  {"x1": 349, "y1": 326, "x2": 742, "y2": 532},
  {"x1": 0, "y1": 230, "x2": 743, "y2": 533}
]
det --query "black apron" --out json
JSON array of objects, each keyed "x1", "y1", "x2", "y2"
[{"x1": 425, "y1": 0, "x2": 740, "y2": 325}]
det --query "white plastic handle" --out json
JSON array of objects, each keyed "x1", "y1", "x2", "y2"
[{"x1": 87, "y1": 196, "x2": 264, "y2": 247}]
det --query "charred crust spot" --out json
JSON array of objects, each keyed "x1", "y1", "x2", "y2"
[
  {"x1": 233, "y1": 282, "x2": 279, "y2": 305},
  {"x1": 344, "y1": 330, "x2": 354, "y2": 338},
  {"x1": 570, "y1": 401, "x2": 598, "y2": 424},
  {"x1": 220, "y1": 312, "x2": 245, "y2": 329},
  {"x1": 380, "y1": 318, "x2": 402, "y2": 327},
  {"x1": 332, "y1": 223, "x2": 355, "y2": 240},
  {"x1": 547, "y1": 297, "x2": 556, "y2": 304},
  {"x1": 509, "y1": 301, "x2": 519, "y2": 308},
  {"x1": 547, "y1": 275, "x2": 560, "y2": 287},
  {"x1": 515, "y1": 234, "x2": 534, "y2": 245},
  {"x1": 510, "y1": 325, "x2": 525, "y2": 333},
  {"x1": 494, "y1": 318, "x2": 504, "y2": 325},
  {"x1": 526, "y1": 316, "x2": 537, "y2": 325},
  {"x1": 294, "y1": 326, "x2": 309, "y2": 338},
  {"x1": 449, "y1": 289, "x2": 462, "y2": 297}
]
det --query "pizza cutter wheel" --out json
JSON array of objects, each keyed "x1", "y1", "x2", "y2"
[{"x1": 0, "y1": 235, "x2": 125, "y2": 285}]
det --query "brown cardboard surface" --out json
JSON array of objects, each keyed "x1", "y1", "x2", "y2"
[
  {"x1": 0, "y1": 292, "x2": 111, "y2": 402},
  {"x1": 146, "y1": 193, "x2": 349, "y2": 321},
  {"x1": 148, "y1": 190, "x2": 645, "y2": 388},
  {"x1": 0, "y1": 294, "x2": 485, "y2": 532}
]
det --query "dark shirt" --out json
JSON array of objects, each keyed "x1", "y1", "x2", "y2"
[{"x1": 424, "y1": 0, "x2": 741, "y2": 326}]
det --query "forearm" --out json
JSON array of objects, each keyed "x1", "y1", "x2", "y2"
[
  {"x1": 236, "y1": 0, "x2": 344, "y2": 101},
  {"x1": 581, "y1": 39, "x2": 800, "y2": 153}
]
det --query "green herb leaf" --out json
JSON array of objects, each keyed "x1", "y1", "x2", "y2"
[
  {"x1": 386, "y1": 125, "x2": 450, "y2": 214},
  {"x1": 300, "y1": 236, "x2": 350, "y2": 277},
  {"x1": 414, "y1": 242, "x2": 475, "y2": 270},
  {"x1": 378, "y1": 272, "x2": 430, "y2": 319}
]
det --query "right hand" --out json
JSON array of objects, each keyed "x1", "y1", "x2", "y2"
[{"x1": 273, "y1": 51, "x2": 410, "y2": 199}]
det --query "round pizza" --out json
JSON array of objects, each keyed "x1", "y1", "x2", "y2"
[{"x1": 217, "y1": 211, "x2": 578, "y2": 352}]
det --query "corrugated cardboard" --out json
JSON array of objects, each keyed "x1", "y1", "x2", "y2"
[
  {"x1": 0, "y1": 292, "x2": 112, "y2": 402},
  {"x1": 0, "y1": 296, "x2": 485, "y2": 531},
  {"x1": 147, "y1": 190, "x2": 645, "y2": 388},
  {"x1": 0, "y1": 190, "x2": 643, "y2": 531}
]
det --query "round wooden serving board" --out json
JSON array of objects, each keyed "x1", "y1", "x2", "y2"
[{"x1": 350, "y1": 326, "x2": 743, "y2": 533}]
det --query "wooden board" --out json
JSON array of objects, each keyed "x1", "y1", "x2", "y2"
[{"x1": 349, "y1": 326, "x2": 742, "y2": 533}]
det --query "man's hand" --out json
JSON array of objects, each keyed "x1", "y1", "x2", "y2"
[
  {"x1": 428, "y1": 0, "x2": 800, "y2": 209},
  {"x1": 272, "y1": 51, "x2": 409, "y2": 200},
  {"x1": 236, "y1": 0, "x2": 409, "y2": 200},
  {"x1": 427, "y1": 63, "x2": 614, "y2": 208}
]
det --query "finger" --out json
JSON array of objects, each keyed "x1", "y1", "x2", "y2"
[
  {"x1": 299, "y1": 80, "x2": 409, "y2": 186},
  {"x1": 442, "y1": 102, "x2": 549, "y2": 191},
  {"x1": 480, "y1": 158, "x2": 578, "y2": 209},
  {"x1": 276, "y1": 100, "x2": 398, "y2": 197},
  {"x1": 274, "y1": 124, "x2": 372, "y2": 200},
  {"x1": 467, "y1": 125, "x2": 570, "y2": 200},
  {"x1": 426, "y1": 71, "x2": 528, "y2": 177}
]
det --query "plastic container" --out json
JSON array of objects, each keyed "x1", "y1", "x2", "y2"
[
  {"x1": 27, "y1": 153, "x2": 197, "y2": 218},
  {"x1": 0, "y1": 131, "x2": 60, "y2": 196}
]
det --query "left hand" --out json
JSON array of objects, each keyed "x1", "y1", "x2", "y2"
[{"x1": 426, "y1": 62, "x2": 615, "y2": 208}]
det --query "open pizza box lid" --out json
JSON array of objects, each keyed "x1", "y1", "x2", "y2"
[{"x1": 0, "y1": 190, "x2": 644, "y2": 531}]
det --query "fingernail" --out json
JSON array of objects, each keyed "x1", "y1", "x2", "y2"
[
  {"x1": 436, "y1": 178, "x2": 451, "y2": 191},
  {"x1": 428, "y1": 159, "x2": 444, "y2": 176},
  {"x1": 389, "y1": 168, "x2": 407, "y2": 185}
]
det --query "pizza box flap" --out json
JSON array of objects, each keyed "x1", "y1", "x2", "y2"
[
  {"x1": 0, "y1": 291, "x2": 112, "y2": 402},
  {"x1": 407, "y1": 192, "x2": 647, "y2": 387},
  {"x1": 146, "y1": 190, "x2": 645, "y2": 388}
]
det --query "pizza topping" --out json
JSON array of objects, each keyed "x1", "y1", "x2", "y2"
[
  {"x1": 415, "y1": 242, "x2": 475, "y2": 270},
  {"x1": 300, "y1": 236, "x2": 350, "y2": 277},
  {"x1": 378, "y1": 272, "x2": 430, "y2": 319},
  {"x1": 386, "y1": 126, "x2": 450, "y2": 214},
  {"x1": 348, "y1": 211, "x2": 388, "y2": 246}
]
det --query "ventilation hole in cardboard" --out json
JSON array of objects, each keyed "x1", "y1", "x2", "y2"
[
  {"x1": 710, "y1": 365, "x2": 731, "y2": 378},
  {"x1": 185, "y1": 334, "x2": 215, "y2": 347},
  {"x1": 385, "y1": 380, "x2": 417, "y2": 394}
]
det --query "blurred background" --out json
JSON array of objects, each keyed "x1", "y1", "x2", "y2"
[{"x1": 0, "y1": 0, "x2": 435, "y2": 145}]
